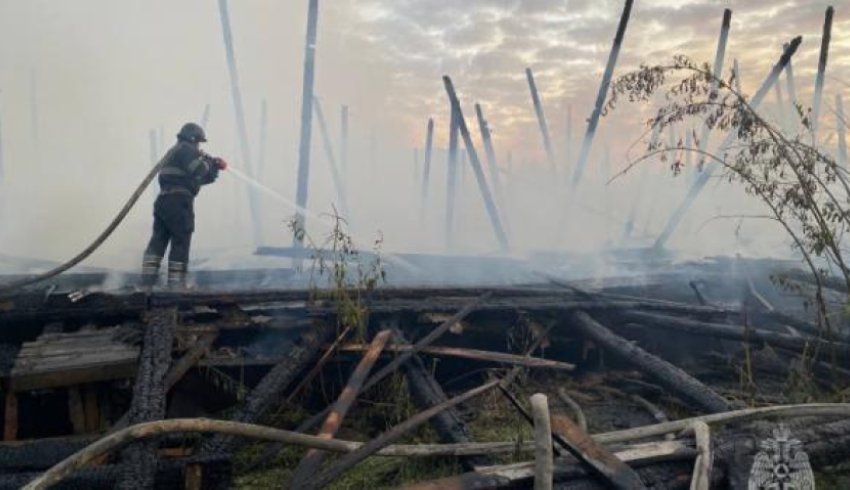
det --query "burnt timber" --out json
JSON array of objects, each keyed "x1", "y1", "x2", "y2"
[{"x1": 0, "y1": 257, "x2": 849, "y2": 488}]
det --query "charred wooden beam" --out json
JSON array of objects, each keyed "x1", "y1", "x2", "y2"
[
  {"x1": 474, "y1": 103, "x2": 508, "y2": 217},
  {"x1": 337, "y1": 343, "x2": 574, "y2": 371},
  {"x1": 289, "y1": 330, "x2": 392, "y2": 488},
  {"x1": 569, "y1": 311, "x2": 730, "y2": 413},
  {"x1": 654, "y1": 37, "x2": 802, "y2": 249},
  {"x1": 547, "y1": 408, "x2": 647, "y2": 489},
  {"x1": 571, "y1": 0, "x2": 634, "y2": 187},
  {"x1": 443, "y1": 76, "x2": 510, "y2": 252},
  {"x1": 292, "y1": 0, "x2": 320, "y2": 248},
  {"x1": 525, "y1": 69, "x2": 557, "y2": 173},
  {"x1": 197, "y1": 320, "x2": 335, "y2": 458},
  {"x1": 420, "y1": 118, "x2": 435, "y2": 223},
  {"x1": 623, "y1": 310, "x2": 850, "y2": 357},
  {"x1": 446, "y1": 104, "x2": 460, "y2": 250},
  {"x1": 116, "y1": 307, "x2": 176, "y2": 490},
  {"x1": 811, "y1": 6, "x2": 834, "y2": 135},
  {"x1": 402, "y1": 336, "x2": 493, "y2": 470},
  {"x1": 302, "y1": 379, "x2": 501, "y2": 490},
  {"x1": 217, "y1": 0, "x2": 262, "y2": 247},
  {"x1": 313, "y1": 96, "x2": 350, "y2": 218}
]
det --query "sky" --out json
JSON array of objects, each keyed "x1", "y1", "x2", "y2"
[{"x1": 0, "y1": 0, "x2": 848, "y2": 271}]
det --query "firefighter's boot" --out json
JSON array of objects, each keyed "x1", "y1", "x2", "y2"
[
  {"x1": 167, "y1": 261, "x2": 188, "y2": 290},
  {"x1": 141, "y1": 254, "x2": 162, "y2": 287}
]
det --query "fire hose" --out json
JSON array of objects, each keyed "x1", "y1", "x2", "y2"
[{"x1": 0, "y1": 148, "x2": 210, "y2": 297}]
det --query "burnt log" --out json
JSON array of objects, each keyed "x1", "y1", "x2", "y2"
[
  {"x1": 197, "y1": 320, "x2": 335, "y2": 458},
  {"x1": 622, "y1": 310, "x2": 850, "y2": 357},
  {"x1": 403, "y1": 343, "x2": 493, "y2": 470},
  {"x1": 116, "y1": 307, "x2": 176, "y2": 490},
  {"x1": 569, "y1": 311, "x2": 730, "y2": 413}
]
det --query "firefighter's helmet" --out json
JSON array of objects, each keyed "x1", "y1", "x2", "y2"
[{"x1": 177, "y1": 123, "x2": 207, "y2": 143}]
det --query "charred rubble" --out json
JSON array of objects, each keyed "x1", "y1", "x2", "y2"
[{"x1": 0, "y1": 256, "x2": 848, "y2": 489}]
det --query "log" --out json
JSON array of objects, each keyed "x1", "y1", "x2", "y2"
[
  {"x1": 246, "y1": 295, "x2": 488, "y2": 469},
  {"x1": 197, "y1": 320, "x2": 336, "y2": 458},
  {"x1": 403, "y1": 339, "x2": 492, "y2": 470},
  {"x1": 530, "y1": 394, "x2": 553, "y2": 490},
  {"x1": 623, "y1": 310, "x2": 850, "y2": 357},
  {"x1": 689, "y1": 421, "x2": 711, "y2": 490},
  {"x1": 569, "y1": 311, "x2": 730, "y2": 413},
  {"x1": 288, "y1": 330, "x2": 392, "y2": 488},
  {"x1": 302, "y1": 379, "x2": 502, "y2": 490},
  {"x1": 338, "y1": 343, "x2": 574, "y2": 371},
  {"x1": 116, "y1": 307, "x2": 175, "y2": 490}
]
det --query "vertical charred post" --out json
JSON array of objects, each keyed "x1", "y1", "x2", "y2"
[
  {"x1": 293, "y1": 0, "x2": 320, "y2": 248},
  {"x1": 116, "y1": 307, "x2": 176, "y2": 490},
  {"x1": 446, "y1": 105, "x2": 460, "y2": 250},
  {"x1": 571, "y1": 0, "x2": 634, "y2": 188},
  {"x1": 420, "y1": 118, "x2": 434, "y2": 223},
  {"x1": 217, "y1": 0, "x2": 263, "y2": 247},
  {"x1": 811, "y1": 6, "x2": 834, "y2": 136}
]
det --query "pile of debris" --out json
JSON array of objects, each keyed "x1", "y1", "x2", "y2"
[{"x1": 0, "y1": 258, "x2": 849, "y2": 489}]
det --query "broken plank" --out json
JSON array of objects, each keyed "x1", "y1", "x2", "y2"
[
  {"x1": 337, "y1": 343, "x2": 574, "y2": 371},
  {"x1": 548, "y1": 406, "x2": 646, "y2": 489}
]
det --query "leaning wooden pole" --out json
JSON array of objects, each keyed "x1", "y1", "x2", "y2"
[
  {"x1": 420, "y1": 118, "x2": 434, "y2": 223},
  {"x1": 293, "y1": 0, "x2": 320, "y2": 248},
  {"x1": 526, "y1": 68, "x2": 557, "y2": 173},
  {"x1": 313, "y1": 96, "x2": 350, "y2": 218},
  {"x1": 837, "y1": 94, "x2": 848, "y2": 169},
  {"x1": 571, "y1": 0, "x2": 634, "y2": 188},
  {"x1": 475, "y1": 103, "x2": 508, "y2": 217},
  {"x1": 340, "y1": 105, "x2": 349, "y2": 175},
  {"x1": 443, "y1": 76, "x2": 511, "y2": 252},
  {"x1": 445, "y1": 105, "x2": 460, "y2": 250},
  {"x1": 288, "y1": 330, "x2": 392, "y2": 488},
  {"x1": 694, "y1": 9, "x2": 732, "y2": 168},
  {"x1": 784, "y1": 45, "x2": 798, "y2": 112},
  {"x1": 654, "y1": 38, "x2": 802, "y2": 249},
  {"x1": 811, "y1": 5, "x2": 834, "y2": 136},
  {"x1": 257, "y1": 99, "x2": 268, "y2": 186},
  {"x1": 303, "y1": 379, "x2": 502, "y2": 490},
  {"x1": 217, "y1": 0, "x2": 263, "y2": 247}
]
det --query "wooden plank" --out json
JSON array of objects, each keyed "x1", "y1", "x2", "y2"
[
  {"x1": 547, "y1": 414, "x2": 646, "y2": 489},
  {"x1": 288, "y1": 330, "x2": 393, "y2": 488},
  {"x1": 68, "y1": 387, "x2": 86, "y2": 434},
  {"x1": 185, "y1": 463, "x2": 203, "y2": 490},
  {"x1": 4, "y1": 393, "x2": 17, "y2": 441},
  {"x1": 10, "y1": 361, "x2": 137, "y2": 392},
  {"x1": 336, "y1": 344, "x2": 575, "y2": 371}
]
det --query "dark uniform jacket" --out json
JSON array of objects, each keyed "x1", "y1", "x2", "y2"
[{"x1": 158, "y1": 141, "x2": 220, "y2": 196}]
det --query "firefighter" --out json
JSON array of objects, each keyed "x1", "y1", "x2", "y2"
[{"x1": 141, "y1": 122, "x2": 227, "y2": 288}]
